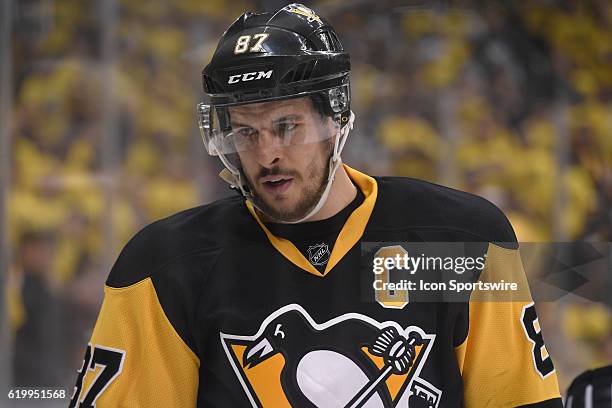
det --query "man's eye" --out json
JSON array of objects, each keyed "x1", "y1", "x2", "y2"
[
  {"x1": 236, "y1": 127, "x2": 256, "y2": 138},
  {"x1": 276, "y1": 122, "x2": 298, "y2": 133}
]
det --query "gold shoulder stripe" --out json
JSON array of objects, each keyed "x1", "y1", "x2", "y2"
[
  {"x1": 455, "y1": 244, "x2": 561, "y2": 406},
  {"x1": 80, "y1": 278, "x2": 200, "y2": 406}
]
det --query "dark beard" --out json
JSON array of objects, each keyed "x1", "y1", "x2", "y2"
[{"x1": 246, "y1": 142, "x2": 333, "y2": 223}]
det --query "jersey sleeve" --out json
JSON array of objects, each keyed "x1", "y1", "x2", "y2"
[
  {"x1": 455, "y1": 243, "x2": 562, "y2": 407},
  {"x1": 69, "y1": 277, "x2": 200, "y2": 407}
]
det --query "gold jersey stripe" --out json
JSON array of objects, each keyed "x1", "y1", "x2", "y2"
[{"x1": 245, "y1": 164, "x2": 378, "y2": 277}]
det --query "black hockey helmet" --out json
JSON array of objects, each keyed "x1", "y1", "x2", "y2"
[
  {"x1": 566, "y1": 365, "x2": 612, "y2": 407},
  {"x1": 196, "y1": 4, "x2": 355, "y2": 223},
  {"x1": 202, "y1": 3, "x2": 350, "y2": 107},
  {"x1": 197, "y1": 3, "x2": 352, "y2": 156}
]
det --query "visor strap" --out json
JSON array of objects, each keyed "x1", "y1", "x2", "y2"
[
  {"x1": 216, "y1": 147, "x2": 254, "y2": 200},
  {"x1": 283, "y1": 110, "x2": 355, "y2": 224}
]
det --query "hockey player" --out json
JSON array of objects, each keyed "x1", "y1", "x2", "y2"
[{"x1": 70, "y1": 4, "x2": 562, "y2": 407}]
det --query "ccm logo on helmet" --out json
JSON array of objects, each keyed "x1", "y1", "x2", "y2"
[{"x1": 228, "y1": 70, "x2": 273, "y2": 84}]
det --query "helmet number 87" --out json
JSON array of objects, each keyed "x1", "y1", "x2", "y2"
[{"x1": 234, "y1": 33, "x2": 269, "y2": 54}]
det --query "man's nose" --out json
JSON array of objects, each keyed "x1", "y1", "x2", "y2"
[{"x1": 254, "y1": 129, "x2": 282, "y2": 166}]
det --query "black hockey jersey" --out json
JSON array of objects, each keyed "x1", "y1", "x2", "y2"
[{"x1": 69, "y1": 165, "x2": 562, "y2": 407}]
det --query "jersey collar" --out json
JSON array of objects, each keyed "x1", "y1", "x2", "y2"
[{"x1": 245, "y1": 164, "x2": 378, "y2": 277}]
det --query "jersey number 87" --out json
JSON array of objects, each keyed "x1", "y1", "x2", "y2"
[{"x1": 69, "y1": 344, "x2": 126, "y2": 408}]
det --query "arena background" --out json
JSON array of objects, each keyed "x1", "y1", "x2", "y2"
[{"x1": 0, "y1": 0, "x2": 610, "y2": 405}]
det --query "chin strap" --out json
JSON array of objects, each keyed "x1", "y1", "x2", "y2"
[
  {"x1": 218, "y1": 110, "x2": 355, "y2": 223},
  {"x1": 219, "y1": 168, "x2": 239, "y2": 187}
]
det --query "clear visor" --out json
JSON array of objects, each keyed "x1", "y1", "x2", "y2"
[{"x1": 197, "y1": 90, "x2": 347, "y2": 157}]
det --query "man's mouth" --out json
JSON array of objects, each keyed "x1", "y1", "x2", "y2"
[{"x1": 260, "y1": 176, "x2": 294, "y2": 194}]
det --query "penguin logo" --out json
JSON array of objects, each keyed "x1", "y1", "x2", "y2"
[{"x1": 220, "y1": 304, "x2": 442, "y2": 407}]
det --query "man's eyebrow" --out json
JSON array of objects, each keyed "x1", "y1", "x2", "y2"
[
  {"x1": 231, "y1": 113, "x2": 304, "y2": 128},
  {"x1": 272, "y1": 114, "x2": 303, "y2": 124},
  {"x1": 230, "y1": 120, "x2": 252, "y2": 128}
]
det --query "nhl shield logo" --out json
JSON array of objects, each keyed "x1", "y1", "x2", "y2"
[
  {"x1": 307, "y1": 243, "x2": 331, "y2": 266},
  {"x1": 220, "y1": 304, "x2": 442, "y2": 407}
]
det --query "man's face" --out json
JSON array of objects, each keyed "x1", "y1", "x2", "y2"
[{"x1": 228, "y1": 97, "x2": 336, "y2": 222}]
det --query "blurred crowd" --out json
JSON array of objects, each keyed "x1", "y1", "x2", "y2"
[{"x1": 5, "y1": 0, "x2": 611, "y2": 394}]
